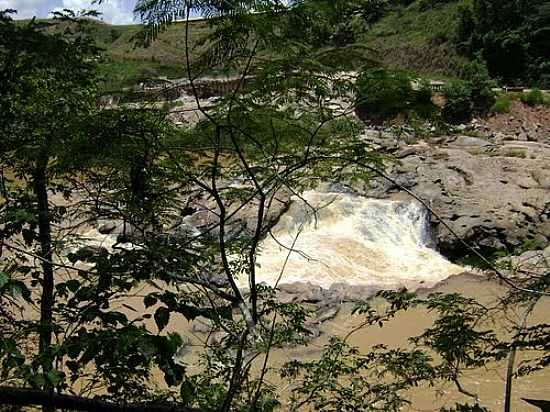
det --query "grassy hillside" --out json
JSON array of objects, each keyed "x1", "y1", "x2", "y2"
[
  {"x1": 86, "y1": 20, "x2": 211, "y2": 91},
  {"x1": 83, "y1": 1, "x2": 466, "y2": 90},
  {"x1": 361, "y1": 1, "x2": 465, "y2": 79}
]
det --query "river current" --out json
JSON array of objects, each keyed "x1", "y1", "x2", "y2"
[{"x1": 252, "y1": 190, "x2": 464, "y2": 289}]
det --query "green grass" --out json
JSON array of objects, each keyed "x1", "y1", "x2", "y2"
[
  {"x1": 361, "y1": 1, "x2": 466, "y2": 78},
  {"x1": 87, "y1": 1, "x2": 467, "y2": 90},
  {"x1": 504, "y1": 149, "x2": 527, "y2": 158},
  {"x1": 490, "y1": 90, "x2": 550, "y2": 113},
  {"x1": 491, "y1": 94, "x2": 512, "y2": 113},
  {"x1": 22, "y1": 2, "x2": 469, "y2": 90},
  {"x1": 40, "y1": 19, "x2": 210, "y2": 91},
  {"x1": 96, "y1": 20, "x2": 212, "y2": 90},
  {"x1": 520, "y1": 89, "x2": 550, "y2": 107},
  {"x1": 97, "y1": 58, "x2": 186, "y2": 92},
  {"x1": 16, "y1": 17, "x2": 210, "y2": 90}
]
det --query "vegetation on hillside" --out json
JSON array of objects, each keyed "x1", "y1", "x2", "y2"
[
  {"x1": 457, "y1": 0, "x2": 550, "y2": 87},
  {"x1": 27, "y1": 0, "x2": 547, "y2": 91},
  {"x1": 360, "y1": 0, "x2": 466, "y2": 77}
]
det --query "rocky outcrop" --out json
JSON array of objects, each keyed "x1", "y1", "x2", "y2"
[
  {"x1": 500, "y1": 244, "x2": 550, "y2": 277},
  {"x1": 178, "y1": 187, "x2": 292, "y2": 242},
  {"x1": 479, "y1": 100, "x2": 550, "y2": 145},
  {"x1": 363, "y1": 130, "x2": 550, "y2": 258}
]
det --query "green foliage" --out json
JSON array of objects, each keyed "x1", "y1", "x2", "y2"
[
  {"x1": 442, "y1": 58, "x2": 495, "y2": 123},
  {"x1": 521, "y1": 88, "x2": 546, "y2": 106},
  {"x1": 282, "y1": 337, "x2": 433, "y2": 411},
  {"x1": 361, "y1": 0, "x2": 465, "y2": 77},
  {"x1": 412, "y1": 294, "x2": 502, "y2": 371},
  {"x1": 457, "y1": 0, "x2": 550, "y2": 86},
  {"x1": 3, "y1": 2, "x2": 550, "y2": 412},
  {"x1": 284, "y1": 291, "x2": 507, "y2": 411},
  {"x1": 442, "y1": 80, "x2": 474, "y2": 123},
  {"x1": 355, "y1": 68, "x2": 436, "y2": 122},
  {"x1": 491, "y1": 94, "x2": 512, "y2": 113},
  {"x1": 462, "y1": 58, "x2": 496, "y2": 114},
  {"x1": 97, "y1": 58, "x2": 185, "y2": 92},
  {"x1": 0, "y1": 11, "x2": 190, "y2": 404}
]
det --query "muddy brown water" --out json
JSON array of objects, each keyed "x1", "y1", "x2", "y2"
[
  {"x1": 135, "y1": 274, "x2": 549, "y2": 411},
  {"x1": 10, "y1": 268, "x2": 550, "y2": 411}
]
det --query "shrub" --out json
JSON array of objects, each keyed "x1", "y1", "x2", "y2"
[
  {"x1": 355, "y1": 69, "x2": 436, "y2": 122},
  {"x1": 521, "y1": 88, "x2": 545, "y2": 106},
  {"x1": 442, "y1": 59, "x2": 496, "y2": 124},
  {"x1": 462, "y1": 59, "x2": 496, "y2": 115},
  {"x1": 442, "y1": 80, "x2": 473, "y2": 124},
  {"x1": 356, "y1": 68, "x2": 415, "y2": 121},
  {"x1": 413, "y1": 79, "x2": 438, "y2": 118},
  {"x1": 490, "y1": 95, "x2": 512, "y2": 113}
]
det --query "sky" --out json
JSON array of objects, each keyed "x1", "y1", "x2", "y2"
[{"x1": 0, "y1": 0, "x2": 138, "y2": 24}]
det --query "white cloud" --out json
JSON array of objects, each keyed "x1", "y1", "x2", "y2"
[
  {"x1": 55, "y1": 0, "x2": 135, "y2": 24},
  {"x1": 0, "y1": 0, "x2": 43, "y2": 18},
  {"x1": 96, "y1": 0, "x2": 135, "y2": 24}
]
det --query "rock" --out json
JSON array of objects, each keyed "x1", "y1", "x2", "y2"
[
  {"x1": 327, "y1": 283, "x2": 377, "y2": 303},
  {"x1": 208, "y1": 331, "x2": 227, "y2": 345},
  {"x1": 181, "y1": 188, "x2": 291, "y2": 243},
  {"x1": 517, "y1": 132, "x2": 529, "y2": 141},
  {"x1": 450, "y1": 135, "x2": 492, "y2": 147},
  {"x1": 279, "y1": 282, "x2": 325, "y2": 303},
  {"x1": 116, "y1": 224, "x2": 143, "y2": 243},
  {"x1": 191, "y1": 317, "x2": 215, "y2": 333},
  {"x1": 98, "y1": 221, "x2": 119, "y2": 234},
  {"x1": 364, "y1": 133, "x2": 550, "y2": 258},
  {"x1": 303, "y1": 324, "x2": 321, "y2": 338},
  {"x1": 68, "y1": 245, "x2": 108, "y2": 263},
  {"x1": 395, "y1": 147, "x2": 416, "y2": 158},
  {"x1": 172, "y1": 336, "x2": 192, "y2": 365},
  {"x1": 532, "y1": 170, "x2": 550, "y2": 189},
  {"x1": 501, "y1": 247, "x2": 550, "y2": 277},
  {"x1": 277, "y1": 291, "x2": 297, "y2": 304},
  {"x1": 538, "y1": 221, "x2": 550, "y2": 239},
  {"x1": 314, "y1": 306, "x2": 340, "y2": 323}
]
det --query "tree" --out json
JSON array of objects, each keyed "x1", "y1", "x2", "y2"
[
  {"x1": 457, "y1": 0, "x2": 550, "y2": 86},
  {"x1": 0, "y1": 11, "x2": 100, "y2": 404},
  {"x1": 355, "y1": 68, "x2": 436, "y2": 122},
  {"x1": 0, "y1": 11, "x2": 190, "y2": 410},
  {"x1": 441, "y1": 58, "x2": 495, "y2": 124},
  {"x1": 1, "y1": 1, "x2": 381, "y2": 410}
]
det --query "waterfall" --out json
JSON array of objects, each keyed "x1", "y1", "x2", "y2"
[{"x1": 252, "y1": 191, "x2": 463, "y2": 289}]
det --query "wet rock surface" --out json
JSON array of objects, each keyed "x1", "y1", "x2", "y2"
[{"x1": 362, "y1": 128, "x2": 550, "y2": 258}]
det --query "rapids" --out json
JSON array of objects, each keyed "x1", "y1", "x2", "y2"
[{"x1": 252, "y1": 190, "x2": 464, "y2": 289}]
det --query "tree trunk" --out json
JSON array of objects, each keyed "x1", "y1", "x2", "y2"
[
  {"x1": 0, "y1": 387, "x2": 202, "y2": 412},
  {"x1": 33, "y1": 149, "x2": 55, "y2": 412},
  {"x1": 504, "y1": 302, "x2": 537, "y2": 412},
  {"x1": 504, "y1": 347, "x2": 517, "y2": 412}
]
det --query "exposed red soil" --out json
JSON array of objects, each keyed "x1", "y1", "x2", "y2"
[{"x1": 480, "y1": 100, "x2": 550, "y2": 142}]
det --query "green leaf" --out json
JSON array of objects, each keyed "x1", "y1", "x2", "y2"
[
  {"x1": 0, "y1": 272, "x2": 8, "y2": 289},
  {"x1": 154, "y1": 307, "x2": 170, "y2": 332},
  {"x1": 46, "y1": 369, "x2": 64, "y2": 386},
  {"x1": 102, "y1": 311, "x2": 128, "y2": 326},
  {"x1": 144, "y1": 294, "x2": 157, "y2": 308},
  {"x1": 180, "y1": 379, "x2": 195, "y2": 406},
  {"x1": 65, "y1": 279, "x2": 80, "y2": 293},
  {"x1": 21, "y1": 228, "x2": 35, "y2": 245}
]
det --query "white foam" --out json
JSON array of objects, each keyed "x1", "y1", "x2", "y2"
[{"x1": 249, "y1": 191, "x2": 464, "y2": 289}]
